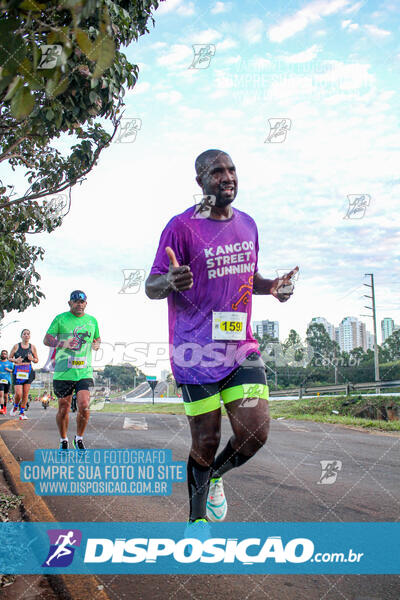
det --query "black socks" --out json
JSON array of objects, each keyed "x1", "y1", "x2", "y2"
[
  {"x1": 187, "y1": 455, "x2": 212, "y2": 522},
  {"x1": 211, "y1": 439, "x2": 251, "y2": 478}
]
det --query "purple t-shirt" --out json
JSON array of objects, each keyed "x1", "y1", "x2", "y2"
[{"x1": 150, "y1": 205, "x2": 260, "y2": 384}]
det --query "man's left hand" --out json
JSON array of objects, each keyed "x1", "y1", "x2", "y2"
[
  {"x1": 271, "y1": 266, "x2": 299, "y2": 302},
  {"x1": 92, "y1": 339, "x2": 101, "y2": 351}
]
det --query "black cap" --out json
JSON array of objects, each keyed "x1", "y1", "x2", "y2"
[{"x1": 70, "y1": 290, "x2": 87, "y2": 301}]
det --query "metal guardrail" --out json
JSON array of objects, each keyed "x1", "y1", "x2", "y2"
[{"x1": 269, "y1": 380, "x2": 400, "y2": 398}]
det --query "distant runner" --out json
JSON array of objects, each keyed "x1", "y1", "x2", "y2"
[
  {"x1": 43, "y1": 290, "x2": 100, "y2": 450},
  {"x1": 0, "y1": 350, "x2": 13, "y2": 415},
  {"x1": 9, "y1": 329, "x2": 39, "y2": 420},
  {"x1": 146, "y1": 149, "x2": 298, "y2": 530}
]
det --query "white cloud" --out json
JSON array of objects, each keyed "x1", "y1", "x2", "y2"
[
  {"x1": 316, "y1": 60, "x2": 374, "y2": 90},
  {"x1": 343, "y1": 1, "x2": 364, "y2": 13},
  {"x1": 251, "y1": 57, "x2": 272, "y2": 70},
  {"x1": 177, "y1": 2, "x2": 195, "y2": 16},
  {"x1": 156, "y1": 44, "x2": 192, "y2": 67},
  {"x1": 212, "y1": 69, "x2": 234, "y2": 90},
  {"x1": 341, "y1": 19, "x2": 360, "y2": 30},
  {"x1": 156, "y1": 0, "x2": 194, "y2": 15},
  {"x1": 155, "y1": 90, "x2": 183, "y2": 104},
  {"x1": 225, "y1": 55, "x2": 241, "y2": 65},
  {"x1": 211, "y1": 1, "x2": 230, "y2": 14},
  {"x1": 280, "y1": 44, "x2": 320, "y2": 63},
  {"x1": 364, "y1": 24, "x2": 391, "y2": 37},
  {"x1": 126, "y1": 81, "x2": 150, "y2": 96},
  {"x1": 217, "y1": 38, "x2": 237, "y2": 51},
  {"x1": 242, "y1": 18, "x2": 264, "y2": 44},
  {"x1": 151, "y1": 42, "x2": 167, "y2": 49},
  {"x1": 268, "y1": 0, "x2": 351, "y2": 42},
  {"x1": 190, "y1": 29, "x2": 222, "y2": 44}
]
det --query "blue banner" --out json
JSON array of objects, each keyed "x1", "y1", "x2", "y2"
[
  {"x1": 0, "y1": 522, "x2": 399, "y2": 574},
  {"x1": 20, "y1": 449, "x2": 186, "y2": 496}
]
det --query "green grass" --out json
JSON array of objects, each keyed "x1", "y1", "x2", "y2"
[
  {"x1": 269, "y1": 395, "x2": 400, "y2": 431},
  {"x1": 96, "y1": 396, "x2": 400, "y2": 431},
  {"x1": 98, "y1": 402, "x2": 229, "y2": 415}
]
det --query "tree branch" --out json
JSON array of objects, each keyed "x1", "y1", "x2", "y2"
[
  {"x1": 5, "y1": 154, "x2": 35, "y2": 169},
  {"x1": 0, "y1": 137, "x2": 30, "y2": 162},
  {"x1": 0, "y1": 117, "x2": 120, "y2": 209}
]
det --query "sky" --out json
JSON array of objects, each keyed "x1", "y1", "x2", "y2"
[{"x1": 1, "y1": 0, "x2": 400, "y2": 376}]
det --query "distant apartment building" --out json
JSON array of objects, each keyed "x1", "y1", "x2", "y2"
[
  {"x1": 366, "y1": 331, "x2": 375, "y2": 351},
  {"x1": 253, "y1": 320, "x2": 279, "y2": 340},
  {"x1": 309, "y1": 317, "x2": 336, "y2": 341},
  {"x1": 381, "y1": 318, "x2": 395, "y2": 343},
  {"x1": 338, "y1": 316, "x2": 368, "y2": 352},
  {"x1": 335, "y1": 327, "x2": 340, "y2": 346}
]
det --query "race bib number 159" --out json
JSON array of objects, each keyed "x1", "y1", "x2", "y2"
[{"x1": 212, "y1": 311, "x2": 247, "y2": 341}]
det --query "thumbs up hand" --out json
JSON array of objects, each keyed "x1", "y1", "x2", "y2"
[{"x1": 165, "y1": 247, "x2": 194, "y2": 292}]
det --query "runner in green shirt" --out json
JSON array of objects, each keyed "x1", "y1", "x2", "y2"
[{"x1": 43, "y1": 290, "x2": 101, "y2": 451}]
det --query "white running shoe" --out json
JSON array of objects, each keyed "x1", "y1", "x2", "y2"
[
  {"x1": 206, "y1": 477, "x2": 227, "y2": 522},
  {"x1": 19, "y1": 414, "x2": 28, "y2": 420},
  {"x1": 10, "y1": 405, "x2": 19, "y2": 417}
]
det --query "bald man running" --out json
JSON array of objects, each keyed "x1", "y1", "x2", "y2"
[{"x1": 146, "y1": 149, "x2": 298, "y2": 530}]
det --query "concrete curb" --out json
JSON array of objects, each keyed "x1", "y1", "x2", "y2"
[{"x1": 0, "y1": 431, "x2": 112, "y2": 600}]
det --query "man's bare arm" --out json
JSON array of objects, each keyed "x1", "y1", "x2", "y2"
[
  {"x1": 43, "y1": 333, "x2": 61, "y2": 348},
  {"x1": 146, "y1": 247, "x2": 193, "y2": 299},
  {"x1": 253, "y1": 272, "x2": 274, "y2": 295}
]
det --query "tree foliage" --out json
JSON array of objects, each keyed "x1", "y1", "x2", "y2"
[
  {"x1": 0, "y1": 0, "x2": 162, "y2": 319},
  {"x1": 99, "y1": 364, "x2": 145, "y2": 390},
  {"x1": 381, "y1": 329, "x2": 400, "y2": 362},
  {"x1": 306, "y1": 322, "x2": 340, "y2": 366}
]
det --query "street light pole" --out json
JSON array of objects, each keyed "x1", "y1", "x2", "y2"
[{"x1": 362, "y1": 273, "x2": 380, "y2": 394}]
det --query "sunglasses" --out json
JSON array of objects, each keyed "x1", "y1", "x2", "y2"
[{"x1": 70, "y1": 293, "x2": 87, "y2": 301}]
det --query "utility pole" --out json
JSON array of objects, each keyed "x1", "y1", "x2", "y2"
[{"x1": 362, "y1": 273, "x2": 380, "y2": 393}]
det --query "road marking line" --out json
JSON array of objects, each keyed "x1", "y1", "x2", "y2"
[
  {"x1": 0, "y1": 433, "x2": 112, "y2": 600},
  {"x1": 123, "y1": 417, "x2": 148, "y2": 430}
]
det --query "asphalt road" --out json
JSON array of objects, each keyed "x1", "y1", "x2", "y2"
[{"x1": 1, "y1": 402, "x2": 399, "y2": 600}]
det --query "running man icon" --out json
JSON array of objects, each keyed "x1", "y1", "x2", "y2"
[{"x1": 43, "y1": 529, "x2": 81, "y2": 567}]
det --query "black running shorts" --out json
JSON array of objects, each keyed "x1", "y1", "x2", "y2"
[{"x1": 53, "y1": 378, "x2": 94, "y2": 399}]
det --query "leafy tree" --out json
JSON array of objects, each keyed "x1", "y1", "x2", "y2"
[
  {"x1": 382, "y1": 330, "x2": 400, "y2": 362},
  {"x1": 364, "y1": 348, "x2": 375, "y2": 363},
  {"x1": 348, "y1": 346, "x2": 368, "y2": 366},
  {"x1": 282, "y1": 328, "x2": 308, "y2": 365},
  {"x1": 306, "y1": 322, "x2": 340, "y2": 367},
  {"x1": 99, "y1": 364, "x2": 145, "y2": 390},
  {"x1": 255, "y1": 332, "x2": 280, "y2": 366},
  {"x1": 0, "y1": 0, "x2": 162, "y2": 320}
]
